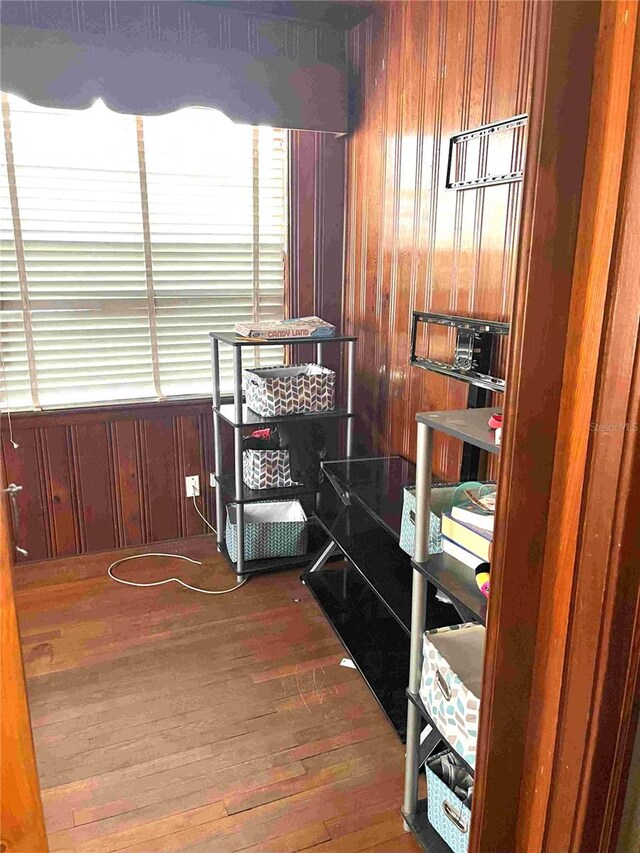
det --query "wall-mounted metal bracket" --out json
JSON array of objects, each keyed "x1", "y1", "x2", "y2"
[
  {"x1": 410, "y1": 311, "x2": 510, "y2": 393},
  {"x1": 446, "y1": 114, "x2": 528, "y2": 190}
]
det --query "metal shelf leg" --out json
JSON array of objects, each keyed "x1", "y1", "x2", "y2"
[
  {"x1": 233, "y1": 347, "x2": 245, "y2": 576},
  {"x1": 402, "y1": 423, "x2": 432, "y2": 820},
  {"x1": 346, "y1": 339, "x2": 355, "y2": 458},
  {"x1": 211, "y1": 338, "x2": 223, "y2": 544}
]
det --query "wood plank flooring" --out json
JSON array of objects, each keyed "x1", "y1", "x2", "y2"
[{"x1": 14, "y1": 536, "x2": 421, "y2": 852}]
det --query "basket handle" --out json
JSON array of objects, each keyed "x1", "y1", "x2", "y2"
[
  {"x1": 435, "y1": 669, "x2": 452, "y2": 702},
  {"x1": 442, "y1": 800, "x2": 468, "y2": 833}
]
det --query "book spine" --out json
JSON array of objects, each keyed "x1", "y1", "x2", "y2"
[{"x1": 442, "y1": 537, "x2": 486, "y2": 569}]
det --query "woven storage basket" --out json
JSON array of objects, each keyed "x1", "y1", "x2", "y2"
[
  {"x1": 242, "y1": 449, "x2": 297, "y2": 490},
  {"x1": 225, "y1": 500, "x2": 307, "y2": 562},
  {"x1": 243, "y1": 363, "x2": 335, "y2": 417}
]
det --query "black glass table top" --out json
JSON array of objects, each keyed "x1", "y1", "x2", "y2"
[{"x1": 321, "y1": 456, "x2": 416, "y2": 540}]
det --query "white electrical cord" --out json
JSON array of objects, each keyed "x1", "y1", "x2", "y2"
[
  {"x1": 191, "y1": 493, "x2": 216, "y2": 532},
  {"x1": 107, "y1": 496, "x2": 248, "y2": 595}
]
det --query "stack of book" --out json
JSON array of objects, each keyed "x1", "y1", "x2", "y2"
[{"x1": 440, "y1": 494, "x2": 495, "y2": 569}]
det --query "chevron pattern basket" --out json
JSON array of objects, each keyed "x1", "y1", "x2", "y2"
[
  {"x1": 243, "y1": 449, "x2": 297, "y2": 490},
  {"x1": 225, "y1": 500, "x2": 308, "y2": 562},
  {"x1": 243, "y1": 363, "x2": 335, "y2": 417}
]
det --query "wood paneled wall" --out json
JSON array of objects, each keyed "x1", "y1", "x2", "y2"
[
  {"x1": 344, "y1": 0, "x2": 536, "y2": 476},
  {"x1": 1, "y1": 400, "x2": 217, "y2": 563},
  {"x1": 289, "y1": 129, "x2": 346, "y2": 375}
]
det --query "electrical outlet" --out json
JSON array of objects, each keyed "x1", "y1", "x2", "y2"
[
  {"x1": 209, "y1": 473, "x2": 216, "y2": 488},
  {"x1": 185, "y1": 475, "x2": 200, "y2": 497}
]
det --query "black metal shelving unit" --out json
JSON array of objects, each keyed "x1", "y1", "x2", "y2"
[
  {"x1": 402, "y1": 406, "x2": 499, "y2": 852},
  {"x1": 209, "y1": 331, "x2": 357, "y2": 578}
]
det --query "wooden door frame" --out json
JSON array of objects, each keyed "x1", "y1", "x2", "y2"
[
  {"x1": 471, "y1": 1, "x2": 640, "y2": 851},
  {"x1": 1, "y1": 473, "x2": 48, "y2": 851}
]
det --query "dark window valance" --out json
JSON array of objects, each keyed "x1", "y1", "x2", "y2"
[{"x1": 0, "y1": 0, "x2": 347, "y2": 132}]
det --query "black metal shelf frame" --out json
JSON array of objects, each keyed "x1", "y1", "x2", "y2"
[
  {"x1": 403, "y1": 406, "x2": 499, "y2": 850},
  {"x1": 209, "y1": 331, "x2": 357, "y2": 577},
  {"x1": 406, "y1": 689, "x2": 476, "y2": 777}
]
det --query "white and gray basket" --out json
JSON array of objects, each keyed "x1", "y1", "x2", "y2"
[
  {"x1": 243, "y1": 448, "x2": 297, "y2": 490},
  {"x1": 243, "y1": 363, "x2": 335, "y2": 417},
  {"x1": 419, "y1": 623, "x2": 485, "y2": 771},
  {"x1": 225, "y1": 500, "x2": 308, "y2": 562}
]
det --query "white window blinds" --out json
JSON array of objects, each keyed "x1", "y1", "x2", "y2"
[{"x1": 0, "y1": 93, "x2": 287, "y2": 410}]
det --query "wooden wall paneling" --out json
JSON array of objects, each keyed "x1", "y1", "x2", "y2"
[
  {"x1": 288, "y1": 129, "x2": 345, "y2": 375},
  {"x1": 401, "y1": 1, "x2": 443, "y2": 460},
  {"x1": 176, "y1": 414, "x2": 205, "y2": 539},
  {"x1": 2, "y1": 429, "x2": 50, "y2": 562},
  {"x1": 387, "y1": 0, "x2": 426, "y2": 457},
  {"x1": 74, "y1": 422, "x2": 117, "y2": 554},
  {"x1": 515, "y1": 3, "x2": 639, "y2": 849},
  {"x1": 37, "y1": 425, "x2": 76, "y2": 558},
  {"x1": 142, "y1": 416, "x2": 180, "y2": 544},
  {"x1": 0, "y1": 400, "x2": 216, "y2": 563},
  {"x1": 430, "y1": 0, "x2": 474, "y2": 476},
  {"x1": 0, "y1": 480, "x2": 48, "y2": 852},
  {"x1": 111, "y1": 420, "x2": 143, "y2": 548},
  {"x1": 360, "y1": 9, "x2": 387, "y2": 453},
  {"x1": 198, "y1": 409, "x2": 216, "y2": 534},
  {"x1": 344, "y1": 1, "x2": 536, "y2": 478},
  {"x1": 468, "y1": 1, "x2": 602, "y2": 850}
]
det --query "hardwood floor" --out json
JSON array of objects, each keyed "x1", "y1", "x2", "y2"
[{"x1": 14, "y1": 535, "x2": 420, "y2": 852}]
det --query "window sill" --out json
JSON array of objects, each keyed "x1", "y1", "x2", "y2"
[{"x1": 4, "y1": 395, "x2": 236, "y2": 425}]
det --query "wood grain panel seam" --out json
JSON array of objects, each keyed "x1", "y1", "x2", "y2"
[
  {"x1": 137, "y1": 419, "x2": 152, "y2": 543},
  {"x1": 314, "y1": 132, "x2": 324, "y2": 317},
  {"x1": 66, "y1": 424, "x2": 86, "y2": 554},
  {"x1": 357, "y1": 15, "x2": 372, "y2": 359},
  {"x1": 403, "y1": 2, "x2": 431, "y2": 458},
  {"x1": 371, "y1": 7, "x2": 392, "y2": 449},
  {"x1": 426, "y1": 3, "x2": 448, "y2": 474},
  {"x1": 35, "y1": 427, "x2": 56, "y2": 559},
  {"x1": 105, "y1": 421, "x2": 123, "y2": 549},
  {"x1": 108, "y1": 422, "x2": 126, "y2": 549},
  {"x1": 197, "y1": 412, "x2": 209, "y2": 534},
  {"x1": 173, "y1": 416, "x2": 185, "y2": 538},
  {"x1": 384, "y1": 3, "x2": 405, "y2": 453}
]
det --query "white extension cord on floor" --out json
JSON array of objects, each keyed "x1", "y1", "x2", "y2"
[{"x1": 107, "y1": 495, "x2": 248, "y2": 595}]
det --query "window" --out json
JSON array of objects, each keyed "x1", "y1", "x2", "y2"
[{"x1": 0, "y1": 93, "x2": 287, "y2": 410}]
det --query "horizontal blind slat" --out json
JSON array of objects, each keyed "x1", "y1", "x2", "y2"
[{"x1": 0, "y1": 94, "x2": 287, "y2": 409}]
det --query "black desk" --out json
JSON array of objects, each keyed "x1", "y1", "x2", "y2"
[{"x1": 302, "y1": 456, "x2": 461, "y2": 741}]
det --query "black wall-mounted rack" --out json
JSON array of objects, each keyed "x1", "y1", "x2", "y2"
[
  {"x1": 409, "y1": 311, "x2": 510, "y2": 393},
  {"x1": 410, "y1": 311, "x2": 510, "y2": 480}
]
